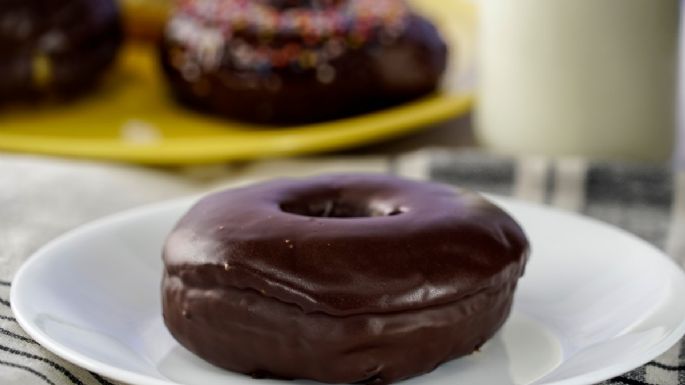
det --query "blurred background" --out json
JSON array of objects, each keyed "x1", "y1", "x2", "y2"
[{"x1": 0, "y1": 0, "x2": 680, "y2": 167}]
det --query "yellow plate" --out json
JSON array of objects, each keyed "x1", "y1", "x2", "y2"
[{"x1": 0, "y1": 0, "x2": 475, "y2": 165}]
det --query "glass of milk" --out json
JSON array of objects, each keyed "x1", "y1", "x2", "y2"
[{"x1": 476, "y1": 0, "x2": 679, "y2": 161}]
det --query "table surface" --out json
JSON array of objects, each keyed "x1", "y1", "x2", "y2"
[{"x1": 343, "y1": 114, "x2": 476, "y2": 156}]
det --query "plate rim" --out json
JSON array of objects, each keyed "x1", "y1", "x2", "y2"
[
  {"x1": 0, "y1": 92, "x2": 472, "y2": 165},
  {"x1": 11, "y1": 194, "x2": 685, "y2": 385}
]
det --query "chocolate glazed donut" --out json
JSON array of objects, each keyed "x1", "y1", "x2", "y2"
[
  {"x1": 159, "y1": 0, "x2": 448, "y2": 124},
  {"x1": 0, "y1": 0, "x2": 122, "y2": 103},
  {"x1": 162, "y1": 174, "x2": 529, "y2": 384}
]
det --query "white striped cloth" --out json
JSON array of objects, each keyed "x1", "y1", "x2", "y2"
[{"x1": 0, "y1": 150, "x2": 683, "y2": 385}]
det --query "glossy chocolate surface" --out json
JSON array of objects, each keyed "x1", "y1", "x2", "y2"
[
  {"x1": 0, "y1": 0, "x2": 122, "y2": 102},
  {"x1": 163, "y1": 174, "x2": 529, "y2": 383}
]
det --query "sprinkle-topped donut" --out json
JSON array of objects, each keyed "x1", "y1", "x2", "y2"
[
  {"x1": 0, "y1": 0, "x2": 122, "y2": 102},
  {"x1": 160, "y1": 0, "x2": 449, "y2": 124},
  {"x1": 168, "y1": 0, "x2": 409, "y2": 71}
]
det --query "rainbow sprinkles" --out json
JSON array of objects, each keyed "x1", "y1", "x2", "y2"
[{"x1": 167, "y1": 0, "x2": 410, "y2": 74}]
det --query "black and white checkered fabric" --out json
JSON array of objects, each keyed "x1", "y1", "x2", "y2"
[{"x1": 1, "y1": 151, "x2": 683, "y2": 385}]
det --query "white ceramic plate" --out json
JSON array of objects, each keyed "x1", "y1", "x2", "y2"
[{"x1": 11, "y1": 195, "x2": 685, "y2": 385}]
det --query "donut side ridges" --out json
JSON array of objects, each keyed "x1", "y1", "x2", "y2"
[{"x1": 162, "y1": 273, "x2": 517, "y2": 384}]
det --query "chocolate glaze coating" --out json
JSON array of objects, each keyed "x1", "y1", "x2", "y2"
[
  {"x1": 162, "y1": 174, "x2": 529, "y2": 384},
  {"x1": 0, "y1": 0, "x2": 122, "y2": 102},
  {"x1": 159, "y1": 5, "x2": 448, "y2": 124}
]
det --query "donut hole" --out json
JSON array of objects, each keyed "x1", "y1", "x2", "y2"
[
  {"x1": 266, "y1": 0, "x2": 344, "y2": 10},
  {"x1": 280, "y1": 198, "x2": 406, "y2": 218}
]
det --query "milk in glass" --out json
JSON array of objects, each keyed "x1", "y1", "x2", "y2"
[{"x1": 476, "y1": 0, "x2": 679, "y2": 161}]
